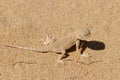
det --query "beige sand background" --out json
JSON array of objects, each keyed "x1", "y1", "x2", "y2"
[{"x1": 0, "y1": 0, "x2": 120, "y2": 80}]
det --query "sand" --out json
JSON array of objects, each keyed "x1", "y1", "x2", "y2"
[{"x1": 0, "y1": 0, "x2": 120, "y2": 80}]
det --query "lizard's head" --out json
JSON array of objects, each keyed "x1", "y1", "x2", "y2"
[{"x1": 76, "y1": 27, "x2": 90, "y2": 40}]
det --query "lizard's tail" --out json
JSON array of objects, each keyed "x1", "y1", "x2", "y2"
[{"x1": 4, "y1": 44, "x2": 50, "y2": 52}]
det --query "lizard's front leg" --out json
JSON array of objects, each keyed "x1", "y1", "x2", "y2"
[
  {"x1": 76, "y1": 40, "x2": 89, "y2": 57},
  {"x1": 58, "y1": 50, "x2": 66, "y2": 63},
  {"x1": 76, "y1": 39, "x2": 80, "y2": 54},
  {"x1": 55, "y1": 50, "x2": 66, "y2": 66}
]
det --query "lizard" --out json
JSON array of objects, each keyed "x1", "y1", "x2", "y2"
[{"x1": 4, "y1": 27, "x2": 90, "y2": 63}]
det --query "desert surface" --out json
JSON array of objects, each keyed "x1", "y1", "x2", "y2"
[{"x1": 0, "y1": 0, "x2": 120, "y2": 80}]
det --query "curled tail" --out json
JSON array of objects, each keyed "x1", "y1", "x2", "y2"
[{"x1": 4, "y1": 44, "x2": 50, "y2": 52}]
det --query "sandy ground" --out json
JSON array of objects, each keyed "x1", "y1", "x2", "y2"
[{"x1": 0, "y1": 0, "x2": 120, "y2": 80}]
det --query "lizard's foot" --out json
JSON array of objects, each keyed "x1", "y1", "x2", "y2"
[
  {"x1": 43, "y1": 35, "x2": 56, "y2": 45},
  {"x1": 55, "y1": 59, "x2": 64, "y2": 66},
  {"x1": 58, "y1": 59, "x2": 65, "y2": 64},
  {"x1": 58, "y1": 60, "x2": 64, "y2": 63},
  {"x1": 80, "y1": 53, "x2": 90, "y2": 58}
]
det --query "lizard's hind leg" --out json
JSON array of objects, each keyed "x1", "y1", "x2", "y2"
[{"x1": 43, "y1": 35, "x2": 56, "y2": 45}]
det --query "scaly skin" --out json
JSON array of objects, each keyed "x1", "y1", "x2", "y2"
[{"x1": 5, "y1": 27, "x2": 90, "y2": 63}]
